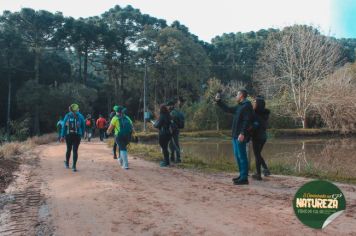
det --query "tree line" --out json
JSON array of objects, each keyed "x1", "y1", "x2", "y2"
[{"x1": 1, "y1": 5, "x2": 356, "y2": 140}]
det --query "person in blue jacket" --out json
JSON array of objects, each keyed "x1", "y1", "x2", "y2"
[{"x1": 60, "y1": 103, "x2": 85, "y2": 172}]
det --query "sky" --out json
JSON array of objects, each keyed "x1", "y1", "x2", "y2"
[{"x1": 1, "y1": 0, "x2": 355, "y2": 42}]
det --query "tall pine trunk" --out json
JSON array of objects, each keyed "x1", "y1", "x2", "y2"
[
  {"x1": 83, "y1": 47, "x2": 88, "y2": 85},
  {"x1": 33, "y1": 49, "x2": 41, "y2": 136},
  {"x1": 6, "y1": 64, "x2": 12, "y2": 141}
]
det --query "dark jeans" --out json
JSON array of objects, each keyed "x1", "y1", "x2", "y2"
[
  {"x1": 169, "y1": 131, "x2": 180, "y2": 161},
  {"x1": 116, "y1": 135, "x2": 130, "y2": 151},
  {"x1": 252, "y1": 138, "x2": 268, "y2": 175},
  {"x1": 65, "y1": 133, "x2": 81, "y2": 168},
  {"x1": 85, "y1": 127, "x2": 93, "y2": 141},
  {"x1": 99, "y1": 128, "x2": 105, "y2": 141},
  {"x1": 159, "y1": 134, "x2": 171, "y2": 165},
  {"x1": 113, "y1": 141, "x2": 118, "y2": 157}
]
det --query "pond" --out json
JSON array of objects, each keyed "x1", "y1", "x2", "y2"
[{"x1": 153, "y1": 136, "x2": 356, "y2": 181}]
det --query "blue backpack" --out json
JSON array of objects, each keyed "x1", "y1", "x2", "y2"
[{"x1": 119, "y1": 116, "x2": 133, "y2": 136}]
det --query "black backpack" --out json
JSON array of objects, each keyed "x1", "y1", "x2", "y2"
[
  {"x1": 171, "y1": 110, "x2": 185, "y2": 129},
  {"x1": 67, "y1": 115, "x2": 78, "y2": 134}
]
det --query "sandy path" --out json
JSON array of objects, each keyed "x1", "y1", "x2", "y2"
[{"x1": 33, "y1": 140, "x2": 356, "y2": 235}]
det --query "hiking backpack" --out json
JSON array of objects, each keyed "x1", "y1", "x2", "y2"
[
  {"x1": 119, "y1": 116, "x2": 133, "y2": 136},
  {"x1": 68, "y1": 115, "x2": 78, "y2": 134},
  {"x1": 85, "y1": 119, "x2": 91, "y2": 127},
  {"x1": 172, "y1": 110, "x2": 185, "y2": 129}
]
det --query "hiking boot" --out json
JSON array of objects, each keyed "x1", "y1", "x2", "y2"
[
  {"x1": 233, "y1": 179, "x2": 249, "y2": 185},
  {"x1": 64, "y1": 161, "x2": 69, "y2": 169},
  {"x1": 232, "y1": 176, "x2": 240, "y2": 182},
  {"x1": 252, "y1": 173, "x2": 262, "y2": 181},
  {"x1": 263, "y1": 169, "x2": 271, "y2": 177},
  {"x1": 160, "y1": 161, "x2": 169, "y2": 167}
]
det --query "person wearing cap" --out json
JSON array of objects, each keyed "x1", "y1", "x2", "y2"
[
  {"x1": 60, "y1": 103, "x2": 85, "y2": 172},
  {"x1": 109, "y1": 105, "x2": 119, "y2": 159},
  {"x1": 215, "y1": 89, "x2": 254, "y2": 185},
  {"x1": 107, "y1": 106, "x2": 133, "y2": 169}
]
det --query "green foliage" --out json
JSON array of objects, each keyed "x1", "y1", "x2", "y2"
[
  {"x1": 9, "y1": 116, "x2": 31, "y2": 141},
  {"x1": 1, "y1": 6, "x2": 355, "y2": 137}
]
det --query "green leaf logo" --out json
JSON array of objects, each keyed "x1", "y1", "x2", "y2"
[{"x1": 293, "y1": 180, "x2": 346, "y2": 229}]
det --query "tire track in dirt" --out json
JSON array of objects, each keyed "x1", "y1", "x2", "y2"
[{"x1": 2, "y1": 140, "x2": 356, "y2": 236}]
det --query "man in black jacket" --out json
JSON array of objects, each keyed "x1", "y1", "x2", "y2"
[{"x1": 215, "y1": 89, "x2": 254, "y2": 185}]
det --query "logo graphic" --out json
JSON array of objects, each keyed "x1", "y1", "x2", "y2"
[{"x1": 293, "y1": 180, "x2": 346, "y2": 229}]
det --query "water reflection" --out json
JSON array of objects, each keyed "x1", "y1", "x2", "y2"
[{"x1": 178, "y1": 137, "x2": 356, "y2": 180}]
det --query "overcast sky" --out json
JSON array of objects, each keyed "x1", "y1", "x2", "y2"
[{"x1": 1, "y1": 0, "x2": 355, "y2": 42}]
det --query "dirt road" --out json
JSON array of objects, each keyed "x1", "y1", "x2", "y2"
[{"x1": 1, "y1": 140, "x2": 356, "y2": 235}]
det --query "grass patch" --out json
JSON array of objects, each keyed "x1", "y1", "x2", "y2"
[{"x1": 0, "y1": 133, "x2": 58, "y2": 160}]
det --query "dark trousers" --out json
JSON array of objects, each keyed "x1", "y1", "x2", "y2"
[
  {"x1": 65, "y1": 133, "x2": 81, "y2": 168},
  {"x1": 113, "y1": 141, "x2": 118, "y2": 157},
  {"x1": 252, "y1": 138, "x2": 268, "y2": 175},
  {"x1": 159, "y1": 134, "x2": 171, "y2": 165},
  {"x1": 169, "y1": 131, "x2": 180, "y2": 161},
  {"x1": 116, "y1": 135, "x2": 130, "y2": 151},
  {"x1": 99, "y1": 128, "x2": 105, "y2": 141}
]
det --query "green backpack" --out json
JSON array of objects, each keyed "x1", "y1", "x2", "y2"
[{"x1": 118, "y1": 116, "x2": 133, "y2": 136}]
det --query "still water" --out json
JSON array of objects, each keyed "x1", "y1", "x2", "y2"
[{"x1": 176, "y1": 137, "x2": 356, "y2": 180}]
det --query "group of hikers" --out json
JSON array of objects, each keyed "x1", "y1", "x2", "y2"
[
  {"x1": 58, "y1": 89, "x2": 271, "y2": 186},
  {"x1": 57, "y1": 114, "x2": 108, "y2": 142}
]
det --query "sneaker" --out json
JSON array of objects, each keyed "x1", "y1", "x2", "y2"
[
  {"x1": 72, "y1": 167, "x2": 77, "y2": 172},
  {"x1": 232, "y1": 176, "x2": 240, "y2": 182},
  {"x1": 252, "y1": 173, "x2": 262, "y2": 181},
  {"x1": 263, "y1": 169, "x2": 271, "y2": 177},
  {"x1": 113, "y1": 155, "x2": 117, "y2": 159},
  {"x1": 233, "y1": 179, "x2": 249, "y2": 185},
  {"x1": 160, "y1": 161, "x2": 169, "y2": 167},
  {"x1": 64, "y1": 161, "x2": 69, "y2": 169}
]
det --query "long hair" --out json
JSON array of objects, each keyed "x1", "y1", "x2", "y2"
[
  {"x1": 160, "y1": 104, "x2": 169, "y2": 114},
  {"x1": 254, "y1": 96, "x2": 266, "y2": 113}
]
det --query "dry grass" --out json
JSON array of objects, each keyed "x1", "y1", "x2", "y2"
[{"x1": 0, "y1": 133, "x2": 57, "y2": 160}]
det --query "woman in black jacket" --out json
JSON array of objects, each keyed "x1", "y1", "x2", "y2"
[
  {"x1": 154, "y1": 104, "x2": 172, "y2": 167},
  {"x1": 252, "y1": 96, "x2": 271, "y2": 180}
]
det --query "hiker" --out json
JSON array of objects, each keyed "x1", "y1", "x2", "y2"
[
  {"x1": 56, "y1": 116, "x2": 64, "y2": 142},
  {"x1": 96, "y1": 114, "x2": 107, "y2": 141},
  {"x1": 109, "y1": 106, "x2": 119, "y2": 159},
  {"x1": 215, "y1": 89, "x2": 254, "y2": 185},
  {"x1": 153, "y1": 104, "x2": 172, "y2": 167},
  {"x1": 251, "y1": 96, "x2": 271, "y2": 180},
  {"x1": 85, "y1": 114, "x2": 95, "y2": 142},
  {"x1": 107, "y1": 106, "x2": 133, "y2": 169},
  {"x1": 167, "y1": 99, "x2": 185, "y2": 163},
  {"x1": 60, "y1": 104, "x2": 85, "y2": 172}
]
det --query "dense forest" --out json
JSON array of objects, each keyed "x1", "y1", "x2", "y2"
[{"x1": 1, "y1": 5, "x2": 356, "y2": 140}]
